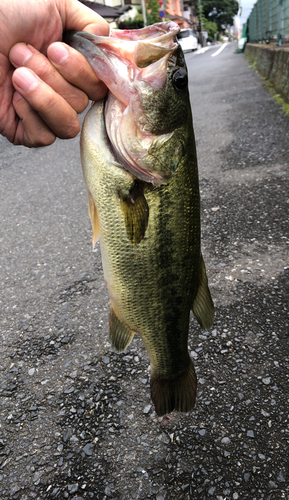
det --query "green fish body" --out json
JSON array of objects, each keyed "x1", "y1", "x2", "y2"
[{"x1": 66, "y1": 22, "x2": 214, "y2": 416}]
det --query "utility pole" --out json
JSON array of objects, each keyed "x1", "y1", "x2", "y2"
[
  {"x1": 141, "y1": 0, "x2": 147, "y2": 27},
  {"x1": 180, "y1": 0, "x2": 184, "y2": 29},
  {"x1": 198, "y1": 0, "x2": 204, "y2": 47}
]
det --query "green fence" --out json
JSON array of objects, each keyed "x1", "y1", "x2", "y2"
[{"x1": 247, "y1": 0, "x2": 289, "y2": 43}]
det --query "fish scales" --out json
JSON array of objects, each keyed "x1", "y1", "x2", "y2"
[{"x1": 66, "y1": 22, "x2": 214, "y2": 416}]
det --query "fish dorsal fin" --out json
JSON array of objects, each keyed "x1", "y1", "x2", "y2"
[
  {"x1": 109, "y1": 306, "x2": 135, "y2": 352},
  {"x1": 119, "y1": 181, "x2": 149, "y2": 245},
  {"x1": 192, "y1": 255, "x2": 214, "y2": 330},
  {"x1": 87, "y1": 192, "x2": 100, "y2": 249}
]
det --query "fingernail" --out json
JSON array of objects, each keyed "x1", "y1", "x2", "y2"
[
  {"x1": 10, "y1": 44, "x2": 32, "y2": 68},
  {"x1": 48, "y1": 43, "x2": 69, "y2": 65},
  {"x1": 13, "y1": 68, "x2": 38, "y2": 92}
]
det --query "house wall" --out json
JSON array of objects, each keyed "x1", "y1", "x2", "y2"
[
  {"x1": 106, "y1": 0, "x2": 124, "y2": 7},
  {"x1": 165, "y1": 0, "x2": 198, "y2": 30},
  {"x1": 185, "y1": 2, "x2": 198, "y2": 31},
  {"x1": 166, "y1": 0, "x2": 184, "y2": 27}
]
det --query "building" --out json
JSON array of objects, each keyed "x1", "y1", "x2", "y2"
[
  {"x1": 80, "y1": 0, "x2": 123, "y2": 26},
  {"x1": 184, "y1": 1, "x2": 198, "y2": 31},
  {"x1": 80, "y1": 0, "x2": 198, "y2": 31},
  {"x1": 166, "y1": 0, "x2": 198, "y2": 30}
]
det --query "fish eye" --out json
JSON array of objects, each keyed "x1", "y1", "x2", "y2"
[{"x1": 173, "y1": 68, "x2": 188, "y2": 91}]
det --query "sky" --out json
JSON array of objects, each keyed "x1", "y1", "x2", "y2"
[{"x1": 239, "y1": 0, "x2": 256, "y2": 25}]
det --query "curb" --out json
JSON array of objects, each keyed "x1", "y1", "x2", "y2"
[{"x1": 244, "y1": 43, "x2": 289, "y2": 104}]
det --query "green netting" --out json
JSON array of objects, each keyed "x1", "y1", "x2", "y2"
[{"x1": 247, "y1": 0, "x2": 289, "y2": 43}]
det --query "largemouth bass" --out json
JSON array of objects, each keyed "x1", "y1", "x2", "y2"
[{"x1": 65, "y1": 22, "x2": 214, "y2": 416}]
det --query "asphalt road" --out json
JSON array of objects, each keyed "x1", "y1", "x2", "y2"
[{"x1": 0, "y1": 41, "x2": 288, "y2": 499}]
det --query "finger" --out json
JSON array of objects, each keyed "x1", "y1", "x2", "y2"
[
  {"x1": 10, "y1": 43, "x2": 89, "y2": 113},
  {"x1": 47, "y1": 42, "x2": 107, "y2": 102},
  {"x1": 12, "y1": 91, "x2": 56, "y2": 147},
  {"x1": 12, "y1": 67, "x2": 80, "y2": 140}
]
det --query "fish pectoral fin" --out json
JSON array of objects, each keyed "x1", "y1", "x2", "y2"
[
  {"x1": 119, "y1": 181, "x2": 149, "y2": 245},
  {"x1": 150, "y1": 359, "x2": 197, "y2": 417},
  {"x1": 192, "y1": 254, "x2": 214, "y2": 330},
  {"x1": 87, "y1": 192, "x2": 99, "y2": 249},
  {"x1": 109, "y1": 306, "x2": 135, "y2": 352}
]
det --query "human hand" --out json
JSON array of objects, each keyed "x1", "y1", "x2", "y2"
[{"x1": 0, "y1": 0, "x2": 109, "y2": 147}]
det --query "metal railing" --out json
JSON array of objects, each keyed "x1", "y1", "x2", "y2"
[{"x1": 247, "y1": 0, "x2": 289, "y2": 44}]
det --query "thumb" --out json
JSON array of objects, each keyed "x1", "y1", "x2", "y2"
[{"x1": 63, "y1": 0, "x2": 109, "y2": 36}]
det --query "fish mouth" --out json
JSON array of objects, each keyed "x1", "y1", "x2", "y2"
[
  {"x1": 103, "y1": 90, "x2": 176, "y2": 186},
  {"x1": 65, "y1": 22, "x2": 179, "y2": 70},
  {"x1": 64, "y1": 23, "x2": 180, "y2": 185}
]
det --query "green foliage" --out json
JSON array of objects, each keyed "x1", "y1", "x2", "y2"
[
  {"x1": 201, "y1": 0, "x2": 239, "y2": 32},
  {"x1": 202, "y1": 18, "x2": 218, "y2": 41},
  {"x1": 262, "y1": 82, "x2": 289, "y2": 117},
  {"x1": 119, "y1": 15, "x2": 144, "y2": 29},
  {"x1": 119, "y1": 0, "x2": 160, "y2": 29},
  {"x1": 244, "y1": 53, "x2": 257, "y2": 66},
  {"x1": 197, "y1": 4, "x2": 218, "y2": 42},
  {"x1": 146, "y1": 0, "x2": 160, "y2": 25},
  {"x1": 273, "y1": 94, "x2": 289, "y2": 117},
  {"x1": 245, "y1": 55, "x2": 289, "y2": 118}
]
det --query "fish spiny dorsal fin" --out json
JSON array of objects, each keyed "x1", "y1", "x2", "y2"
[
  {"x1": 192, "y1": 254, "x2": 214, "y2": 330},
  {"x1": 87, "y1": 191, "x2": 100, "y2": 249},
  {"x1": 119, "y1": 181, "x2": 149, "y2": 245}
]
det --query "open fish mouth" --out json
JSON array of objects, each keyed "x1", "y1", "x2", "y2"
[{"x1": 64, "y1": 23, "x2": 180, "y2": 185}]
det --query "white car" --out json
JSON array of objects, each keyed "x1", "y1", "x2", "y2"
[{"x1": 177, "y1": 29, "x2": 198, "y2": 52}]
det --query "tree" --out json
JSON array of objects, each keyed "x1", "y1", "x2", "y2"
[
  {"x1": 197, "y1": 7, "x2": 218, "y2": 41},
  {"x1": 201, "y1": 0, "x2": 239, "y2": 32},
  {"x1": 202, "y1": 18, "x2": 218, "y2": 41},
  {"x1": 146, "y1": 0, "x2": 160, "y2": 25},
  {"x1": 118, "y1": 0, "x2": 160, "y2": 29}
]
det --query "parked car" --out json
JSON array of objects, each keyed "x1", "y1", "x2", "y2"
[{"x1": 177, "y1": 29, "x2": 198, "y2": 52}]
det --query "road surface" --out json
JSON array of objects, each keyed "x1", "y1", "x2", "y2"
[{"x1": 0, "y1": 41, "x2": 288, "y2": 499}]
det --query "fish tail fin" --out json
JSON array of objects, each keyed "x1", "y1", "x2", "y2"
[
  {"x1": 150, "y1": 358, "x2": 197, "y2": 416},
  {"x1": 192, "y1": 254, "x2": 214, "y2": 330},
  {"x1": 109, "y1": 306, "x2": 135, "y2": 352}
]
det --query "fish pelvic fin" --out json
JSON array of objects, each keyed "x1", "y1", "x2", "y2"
[
  {"x1": 109, "y1": 306, "x2": 135, "y2": 352},
  {"x1": 119, "y1": 181, "x2": 149, "y2": 245},
  {"x1": 192, "y1": 254, "x2": 214, "y2": 330},
  {"x1": 150, "y1": 359, "x2": 197, "y2": 417},
  {"x1": 87, "y1": 192, "x2": 100, "y2": 249}
]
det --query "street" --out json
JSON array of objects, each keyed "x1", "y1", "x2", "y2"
[{"x1": 0, "y1": 41, "x2": 288, "y2": 499}]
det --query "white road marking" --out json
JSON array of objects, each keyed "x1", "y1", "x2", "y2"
[
  {"x1": 195, "y1": 47, "x2": 211, "y2": 55},
  {"x1": 211, "y1": 43, "x2": 228, "y2": 57}
]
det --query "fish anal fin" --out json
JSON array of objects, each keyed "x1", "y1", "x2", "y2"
[
  {"x1": 87, "y1": 192, "x2": 99, "y2": 249},
  {"x1": 109, "y1": 306, "x2": 135, "y2": 352},
  {"x1": 119, "y1": 181, "x2": 149, "y2": 245},
  {"x1": 192, "y1": 254, "x2": 214, "y2": 330},
  {"x1": 150, "y1": 358, "x2": 197, "y2": 417}
]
